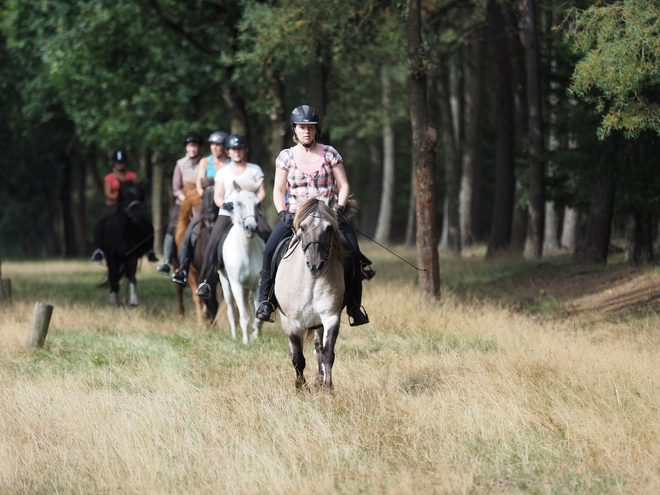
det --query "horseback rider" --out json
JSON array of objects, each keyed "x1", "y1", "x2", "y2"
[
  {"x1": 91, "y1": 149, "x2": 158, "y2": 264},
  {"x1": 171, "y1": 130, "x2": 230, "y2": 284},
  {"x1": 255, "y1": 105, "x2": 374, "y2": 326},
  {"x1": 156, "y1": 131, "x2": 203, "y2": 276},
  {"x1": 194, "y1": 133, "x2": 272, "y2": 300}
]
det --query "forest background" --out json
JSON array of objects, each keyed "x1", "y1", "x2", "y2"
[{"x1": 1, "y1": 0, "x2": 659, "y2": 290}]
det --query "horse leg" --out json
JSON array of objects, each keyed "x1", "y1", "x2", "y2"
[
  {"x1": 249, "y1": 286, "x2": 261, "y2": 340},
  {"x1": 219, "y1": 272, "x2": 238, "y2": 340},
  {"x1": 288, "y1": 333, "x2": 306, "y2": 390},
  {"x1": 125, "y1": 258, "x2": 139, "y2": 306},
  {"x1": 232, "y1": 284, "x2": 251, "y2": 345},
  {"x1": 313, "y1": 327, "x2": 324, "y2": 387},
  {"x1": 107, "y1": 260, "x2": 120, "y2": 306},
  {"x1": 319, "y1": 319, "x2": 340, "y2": 389}
]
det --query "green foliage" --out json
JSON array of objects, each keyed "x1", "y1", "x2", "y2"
[{"x1": 567, "y1": 0, "x2": 660, "y2": 138}]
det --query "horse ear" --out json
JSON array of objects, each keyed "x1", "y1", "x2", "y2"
[{"x1": 233, "y1": 180, "x2": 241, "y2": 192}]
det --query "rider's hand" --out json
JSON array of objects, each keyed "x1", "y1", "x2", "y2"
[
  {"x1": 278, "y1": 210, "x2": 294, "y2": 227},
  {"x1": 222, "y1": 202, "x2": 234, "y2": 211},
  {"x1": 334, "y1": 204, "x2": 345, "y2": 217}
]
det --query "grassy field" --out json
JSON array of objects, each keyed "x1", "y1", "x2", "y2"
[{"x1": 1, "y1": 247, "x2": 659, "y2": 494}]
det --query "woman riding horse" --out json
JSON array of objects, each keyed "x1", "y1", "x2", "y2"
[
  {"x1": 91, "y1": 149, "x2": 158, "y2": 265},
  {"x1": 256, "y1": 105, "x2": 374, "y2": 326},
  {"x1": 194, "y1": 134, "x2": 271, "y2": 300}
]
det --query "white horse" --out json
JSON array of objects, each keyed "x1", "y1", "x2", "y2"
[
  {"x1": 274, "y1": 198, "x2": 346, "y2": 390},
  {"x1": 218, "y1": 178, "x2": 265, "y2": 344}
]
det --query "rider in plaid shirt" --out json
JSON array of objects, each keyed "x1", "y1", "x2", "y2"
[{"x1": 256, "y1": 105, "x2": 373, "y2": 327}]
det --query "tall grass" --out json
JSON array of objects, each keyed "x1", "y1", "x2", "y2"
[{"x1": 1, "y1": 249, "x2": 659, "y2": 493}]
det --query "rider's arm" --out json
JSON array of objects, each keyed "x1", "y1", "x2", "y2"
[
  {"x1": 272, "y1": 167, "x2": 288, "y2": 212},
  {"x1": 332, "y1": 162, "x2": 350, "y2": 208},
  {"x1": 214, "y1": 181, "x2": 226, "y2": 209},
  {"x1": 196, "y1": 158, "x2": 208, "y2": 197},
  {"x1": 172, "y1": 163, "x2": 185, "y2": 202},
  {"x1": 103, "y1": 179, "x2": 115, "y2": 204}
]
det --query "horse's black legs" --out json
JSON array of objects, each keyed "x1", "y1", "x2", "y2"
[
  {"x1": 288, "y1": 334, "x2": 306, "y2": 389},
  {"x1": 320, "y1": 324, "x2": 339, "y2": 389}
]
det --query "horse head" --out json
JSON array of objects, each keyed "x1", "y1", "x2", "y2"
[
  {"x1": 200, "y1": 177, "x2": 217, "y2": 230},
  {"x1": 294, "y1": 198, "x2": 344, "y2": 276},
  {"x1": 118, "y1": 180, "x2": 146, "y2": 223},
  {"x1": 231, "y1": 177, "x2": 262, "y2": 239}
]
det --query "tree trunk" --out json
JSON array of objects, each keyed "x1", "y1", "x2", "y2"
[
  {"x1": 504, "y1": 1, "x2": 529, "y2": 253},
  {"x1": 543, "y1": 201, "x2": 560, "y2": 253},
  {"x1": 486, "y1": 0, "x2": 515, "y2": 257},
  {"x1": 359, "y1": 138, "x2": 383, "y2": 235},
  {"x1": 151, "y1": 151, "x2": 164, "y2": 254},
  {"x1": 460, "y1": 35, "x2": 485, "y2": 248},
  {"x1": 405, "y1": 165, "x2": 416, "y2": 246},
  {"x1": 574, "y1": 139, "x2": 615, "y2": 264},
  {"x1": 375, "y1": 68, "x2": 396, "y2": 244},
  {"x1": 77, "y1": 150, "x2": 89, "y2": 256},
  {"x1": 59, "y1": 151, "x2": 77, "y2": 257},
  {"x1": 626, "y1": 210, "x2": 654, "y2": 265},
  {"x1": 522, "y1": 0, "x2": 545, "y2": 260},
  {"x1": 561, "y1": 207, "x2": 578, "y2": 251},
  {"x1": 408, "y1": 0, "x2": 440, "y2": 301},
  {"x1": 436, "y1": 56, "x2": 461, "y2": 254}
]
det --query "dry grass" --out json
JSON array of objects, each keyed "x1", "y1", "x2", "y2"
[{"x1": 1, "y1": 250, "x2": 659, "y2": 493}]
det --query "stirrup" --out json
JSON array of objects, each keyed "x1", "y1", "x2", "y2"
[
  {"x1": 256, "y1": 301, "x2": 275, "y2": 323},
  {"x1": 91, "y1": 249, "x2": 104, "y2": 264},
  {"x1": 361, "y1": 264, "x2": 376, "y2": 281},
  {"x1": 172, "y1": 268, "x2": 187, "y2": 285},
  {"x1": 196, "y1": 282, "x2": 211, "y2": 300},
  {"x1": 156, "y1": 261, "x2": 171, "y2": 276},
  {"x1": 347, "y1": 305, "x2": 369, "y2": 327}
]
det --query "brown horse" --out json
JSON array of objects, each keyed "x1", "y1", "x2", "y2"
[{"x1": 173, "y1": 180, "x2": 219, "y2": 323}]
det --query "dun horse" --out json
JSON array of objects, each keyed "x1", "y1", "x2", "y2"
[
  {"x1": 218, "y1": 178, "x2": 265, "y2": 344},
  {"x1": 101, "y1": 180, "x2": 154, "y2": 306},
  {"x1": 273, "y1": 198, "x2": 346, "y2": 390}
]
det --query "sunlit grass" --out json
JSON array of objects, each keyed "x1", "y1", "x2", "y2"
[{"x1": 1, "y1": 250, "x2": 660, "y2": 493}]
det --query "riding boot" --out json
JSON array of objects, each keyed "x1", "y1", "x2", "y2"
[
  {"x1": 345, "y1": 261, "x2": 369, "y2": 327},
  {"x1": 360, "y1": 253, "x2": 376, "y2": 281},
  {"x1": 146, "y1": 250, "x2": 159, "y2": 263},
  {"x1": 157, "y1": 233, "x2": 174, "y2": 275},
  {"x1": 172, "y1": 240, "x2": 190, "y2": 285},
  {"x1": 256, "y1": 270, "x2": 276, "y2": 322}
]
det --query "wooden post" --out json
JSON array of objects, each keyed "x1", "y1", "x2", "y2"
[
  {"x1": 0, "y1": 260, "x2": 11, "y2": 304},
  {"x1": 0, "y1": 279, "x2": 10, "y2": 303},
  {"x1": 27, "y1": 302, "x2": 54, "y2": 348}
]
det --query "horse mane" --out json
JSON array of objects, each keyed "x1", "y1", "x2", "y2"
[
  {"x1": 294, "y1": 198, "x2": 345, "y2": 265},
  {"x1": 177, "y1": 185, "x2": 201, "y2": 245}
]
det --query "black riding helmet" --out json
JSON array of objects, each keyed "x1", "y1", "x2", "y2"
[
  {"x1": 208, "y1": 131, "x2": 228, "y2": 144},
  {"x1": 112, "y1": 150, "x2": 127, "y2": 163},
  {"x1": 290, "y1": 105, "x2": 319, "y2": 129},
  {"x1": 183, "y1": 131, "x2": 203, "y2": 145},
  {"x1": 225, "y1": 134, "x2": 248, "y2": 149}
]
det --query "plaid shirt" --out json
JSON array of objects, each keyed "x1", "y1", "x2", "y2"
[{"x1": 276, "y1": 144, "x2": 342, "y2": 213}]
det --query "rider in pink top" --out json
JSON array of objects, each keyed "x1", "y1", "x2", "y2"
[{"x1": 91, "y1": 150, "x2": 158, "y2": 264}]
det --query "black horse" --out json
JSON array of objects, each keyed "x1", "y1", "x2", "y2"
[{"x1": 100, "y1": 180, "x2": 154, "y2": 306}]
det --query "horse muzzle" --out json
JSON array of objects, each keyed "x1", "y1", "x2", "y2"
[
  {"x1": 125, "y1": 200, "x2": 143, "y2": 221},
  {"x1": 306, "y1": 260, "x2": 325, "y2": 276}
]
